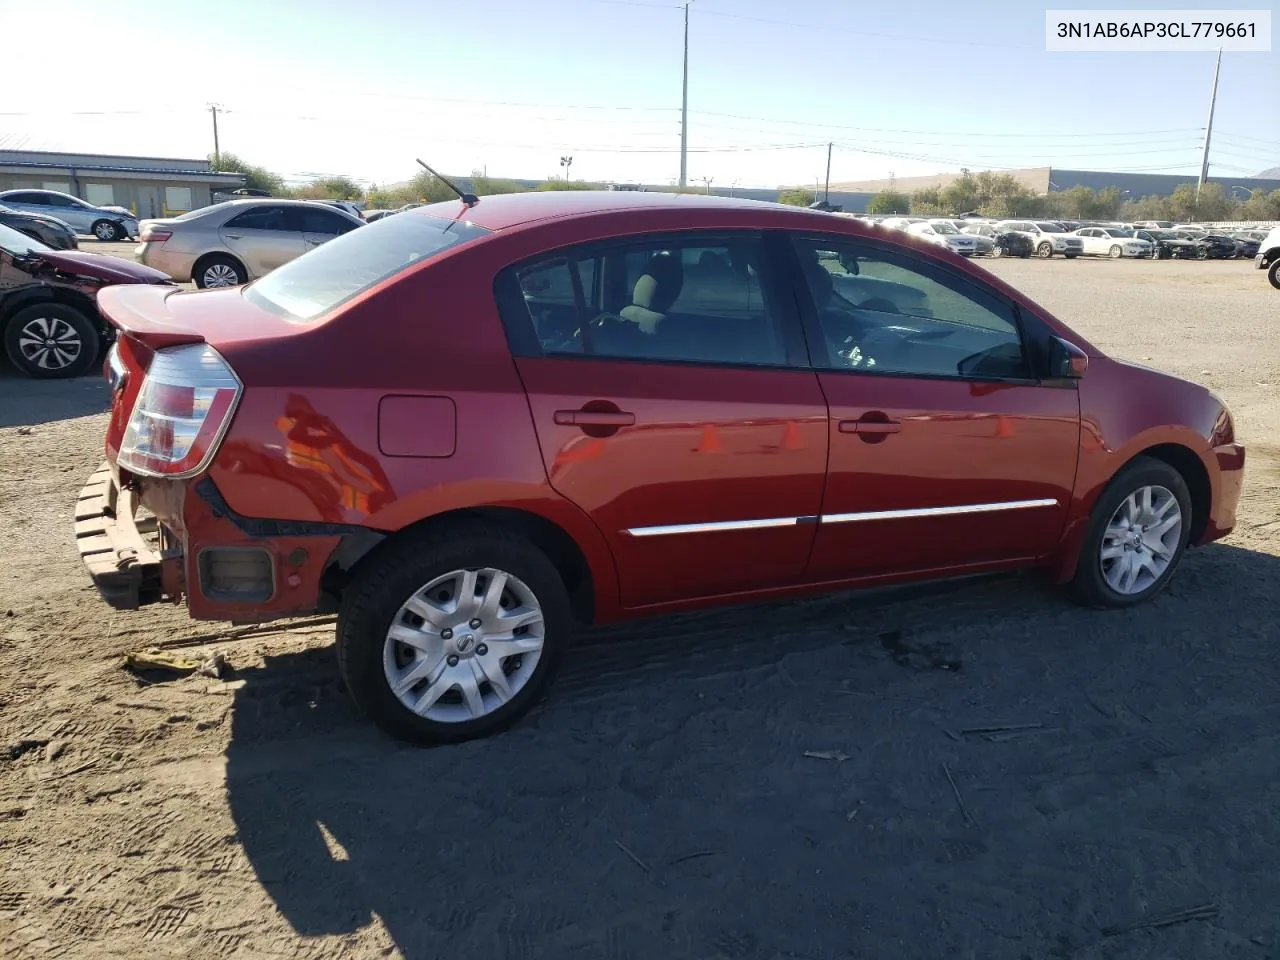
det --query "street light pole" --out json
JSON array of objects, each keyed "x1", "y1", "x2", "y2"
[
  {"x1": 679, "y1": 1, "x2": 691, "y2": 189},
  {"x1": 560, "y1": 155, "x2": 573, "y2": 182}
]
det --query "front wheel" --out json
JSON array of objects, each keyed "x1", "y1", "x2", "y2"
[
  {"x1": 988, "y1": 244, "x2": 1004, "y2": 259},
  {"x1": 91, "y1": 219, "x2": 120, "y2": 242},
  {"x1": 1036, "y1": 242, "x2": 1054, "y2": 259},
  {"x1": 1069, "y1": 457, "x2": 1192, "y2": 609},
  {"x1": 337, "y1": 525, "x2": 572, "y2": 744},
  {"x1": 3, "y1": 303, "x2": 100, "y2": 379},
  {"x1": 1109, "y1": 244, "x2": 1123, "y2": 259},
  {"x1": 1268, "y1": 257, "x2": 1280, "y2": 290},
  {"x1": 1196, "y1": 246, "x2": 1209, "y2": 260}
]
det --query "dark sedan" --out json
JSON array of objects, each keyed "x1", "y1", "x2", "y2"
[
  {"x1": 1135, "y1": 229, "x2": 1198, "y2": 260},
  {"x1": 1231, "y1": 233, "x2": 1262, "y2": 259},
  {"x1": 1175, "y1": 231, "x2": 1239, "y2": 260},
  {"x1": 0, "y1": 205, "x2": 78, "y2": 250}
]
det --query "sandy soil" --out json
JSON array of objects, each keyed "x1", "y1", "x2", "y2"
[{"x1": 1, "y1": 257, "x2": 1278, "y2": 960}]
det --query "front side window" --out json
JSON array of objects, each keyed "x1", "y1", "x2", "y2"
[
  {"x1": 792, "y1": 236, "x2": 1028, "y2": 381},
  {"x1": 500, "y1": 234, "x2": 788, "y2": 367},
  {"x1": 288, "y1": 207, "x2": 358, "y2": 235},
  {"x1": 225, "y1": 205, "x2": 290, "y2": 231},
  {"x1": 0, "y1": 222, "x2": 52, "y2": 255},
  {"x1": 244, "y1": 213, "x2": 488, "y2": 323}
]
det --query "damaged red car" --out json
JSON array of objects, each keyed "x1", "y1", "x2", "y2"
[{"x1": 77, "y1": 191, "x2": 1245, "y2": 743}]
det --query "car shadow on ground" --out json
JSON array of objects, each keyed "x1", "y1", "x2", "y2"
[
  {"x1": 0, "y1": 367, "x2": 110, "y2": 429},
  {"x1": 225, "y1": 543, "x2": 1280, "y2": 960}
]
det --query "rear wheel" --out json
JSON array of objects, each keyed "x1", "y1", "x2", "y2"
[
  {"x1": 1036, "y1": 241, "x2": 1053, "y2": 259},
  {"x1": 1069, "y1": 457, "x2": 1192, "y2": 609},
  {"x1": 1268, "y1": 257, "x2": 1280, "y2": 290},
  {"x1": 337, "y1": 525, "x2": 572, "y2": 744},
  {"x1": 3, "y1": 303, "x2": 100, "y2": 379},
  {"x1": 194, "y1": 254, "x2": 247, "y2": 289},
  {"x1": 91, "y1": 219, "x2": 120, "y2": 242}
]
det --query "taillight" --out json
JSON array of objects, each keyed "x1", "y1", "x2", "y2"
[
  {"x1": 117, "y1": 344, "x2": 241, "y2": 478},
  {"x1": 140, "y1": 225, "x2": 172, "y2": 242}
]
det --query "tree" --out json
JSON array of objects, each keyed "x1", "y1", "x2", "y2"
[
  {"x1": 293, "y1": 176, "x2": 365, "y2": 201},
  {"x1": 939, "y1": 170, "x2": 980, "y2": 215},
  {"x1": 777, "y1": 187, "x2": 816, "y2": 206},
  {"x1": 866, "y1": 190, "x2": 910, "y2": 214},
  {"x1": 1193, "y1": 182, "x2": 1232, "y2": 221},
  {"x1": 471, "y1": 170, "x2": 525, "y2": 196},
  {"x1": 1167, "y1": 183, "x2": 1200, "y2": 221},
  {"x1": 209, "y1": 152, "x2": 284, "y2": 195},
  {"x1": 537, "y1": 178, "x2": 600, "y2": 191},
  {"x1": 1240, "y1": 188, "x2": 1280, "y2": 222},
  {"x1": 908, "y1": 186, "x2": 945, "y2": 215}
]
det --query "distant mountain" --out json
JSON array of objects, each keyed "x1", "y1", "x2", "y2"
[{"x1": 1259, "y1": 166, "x2": 1280, "y2": 180}]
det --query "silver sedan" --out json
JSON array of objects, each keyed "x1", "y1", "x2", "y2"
[{"x1": 136, "y1": 199, "x2": 363, "y2": 288}]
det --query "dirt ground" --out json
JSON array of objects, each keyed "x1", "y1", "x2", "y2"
[{"x1": 1, "y1": 256, "x2": 1278, "y2": 960}]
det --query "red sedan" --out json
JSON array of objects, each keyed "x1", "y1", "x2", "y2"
[{"x1": 78, "y1": 191, "x2": 1245, "y2": 743}]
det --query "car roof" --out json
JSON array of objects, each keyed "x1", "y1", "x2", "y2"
[{"x1": 413, "y1": 189, "x2": 832, "y2": 233}]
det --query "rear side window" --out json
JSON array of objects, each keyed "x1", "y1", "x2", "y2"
[{"x1": 244, "y1": 214, "x2": 489, "y2": 323}]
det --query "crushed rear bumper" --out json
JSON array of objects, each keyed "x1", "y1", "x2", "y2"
[{"x1": 75, "y1": 462, "x2": 182, "y2": 610}]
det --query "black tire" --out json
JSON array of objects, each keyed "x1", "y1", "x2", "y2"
[
  {"x1": 193, "y1": 254, "x2": 248, "y2": 289},
  {"x1": 91, "y1": 219, "x2": 121, "y2": 242},
  {"x1": 988, "y1": 244, "x2": 1004, "y2": 259},
  {"x1": 1109, "y1": 244, "x2": 1123, "y2": 259},
  {"x1": 2, "y1": 302, "x2": 100, "y2": 379},
  {"x1": 1036, "y1": 241, "x2": 1053, "y2": 259},
  {"x1": 337, "y1": 524, "x2": 573, "y2": 744},
  {"x1": 1196, "y1": 246, "x2": 1209, "y2": 260},
  {"x1": 1268, "y1": 258, "x2": 1280, "y2": 291},
  {"x1": 1069, "y1": 456, "x2": 1193, "y2": 609},
  {"x1": 1064, "y1": 252, "x2": 1079, "y2": 259}
]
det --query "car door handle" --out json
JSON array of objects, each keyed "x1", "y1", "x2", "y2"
[
  {"x1": 838, "y1": 418, "x2": 901, "y2": 435},
  {"x1": 554, "y1": 409, "x2": 635, "y2": 427},
  {"x1": 224, "y1": 234, "x2": 242, "y2": 240}
]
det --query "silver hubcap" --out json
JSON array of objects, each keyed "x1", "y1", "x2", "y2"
[
  {"x1": 203, "y1": 263, "x2": 240, "y2": 287},
  {"x1": 383, "y1": 567, "x2": 545, "y2": 723},
  {"x1": 17, "y1": 316, "x2": 81, "y2": 370},
  {"x1": 1100, "y1": 484, "x2": 1182, "y2": 595},
  {"x1": 95, "y1": 222, "x2": 115, "y2": 239}
]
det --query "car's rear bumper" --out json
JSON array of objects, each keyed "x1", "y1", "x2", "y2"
[
  {"x1": 75, "y1": 463, "x2": 347, "y2": 623},
  {"x1": 75, "y1": 463, "x2": 181, "y2": 610},
  {"x1": 135, "y1": 243, "x2": 194, "y2": 283}
]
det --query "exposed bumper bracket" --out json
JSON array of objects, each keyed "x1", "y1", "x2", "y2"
[{"x1": 75, "y1": 463, "x2": 176, "y2": 610}]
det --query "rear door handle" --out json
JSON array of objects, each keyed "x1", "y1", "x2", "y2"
[
  {"x1": 554, "y1": 409, "x2": 635, "y2": 427},
  {"x1": 838, "y1": 418, "x2": 901, "y2": 435}
]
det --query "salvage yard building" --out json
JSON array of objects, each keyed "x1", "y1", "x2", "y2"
[{"x1": 0, "y1": 150, "x2": 246, "y2": 220}]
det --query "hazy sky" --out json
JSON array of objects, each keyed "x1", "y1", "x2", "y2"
[{"x1": 5, "y1": 0, "x2": 1276, "y2": 189}]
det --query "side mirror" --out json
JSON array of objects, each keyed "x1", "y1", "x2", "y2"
[
  {"x1": 1052, "y1": 337, "x2": 1089, "y2": 379},
  {"x1": 838, "y1": 253, "x2": 860, "y2": 275}
]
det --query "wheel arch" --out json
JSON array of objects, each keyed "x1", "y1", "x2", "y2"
[
  {"x1": 0, "y1": 285, "x2": 100, "y2": 331},
  {"x1": 322, "y1": 505, "x2": 609, "y2": 627}
]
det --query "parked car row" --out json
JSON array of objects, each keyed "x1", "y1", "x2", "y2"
[{"x1": 854, "y1": 213, "x2": 1275, "y2": 264}]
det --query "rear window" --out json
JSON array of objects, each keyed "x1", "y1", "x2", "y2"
[{"x1": 243, "y1": 214, "x2": 490, "y2": 323}]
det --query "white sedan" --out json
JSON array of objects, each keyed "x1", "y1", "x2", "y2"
[
  {"x1": 905, "y1": 220, "x2": 980, "y2": 256},
  {"x1": 1073, "y1": 227, "x2": 1153, "y2": 259}
]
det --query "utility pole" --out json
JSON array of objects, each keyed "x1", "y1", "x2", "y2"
[
  {"x1": 679, "y1": 1, "x2": 691, "y2": 188},
  {"x1": 1197, "y1": 49, "x2": 1222, "y2": 196},
  {"x1": 699, "y1": 175, "x2": 713, "y2": 194},
  {"x1": 209, "y1": 104, "x2": 221, "y2": 169},
  {"x1": 823, "y1": 141, "x2": 832, "y2": 205}
]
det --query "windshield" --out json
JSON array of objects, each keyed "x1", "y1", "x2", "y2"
[
  {"x1": 0, "y1": 222, "x2": 52, "y2": 255},
  {"x1": 244, "y1": 213, "x2": 490, "y2": 322},
  {"x1": 1104, "y1": 229, "x2": 1133, "y2": 237},
  {"x1": 930, "y1": 222, "x2": 959, "y2": 234},
  {"x1": 1035, "y1": 222, "x2": 1064, "y2": 233}
]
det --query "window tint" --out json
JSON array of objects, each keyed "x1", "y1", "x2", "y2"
[
  {"x1": 2, "y1": 193, "x2": 42, "y2": 205},
  {"x1": 225, "y1": 205, "x2": 289, "y2": 231},
  {"x1": 44, "y1": 193, "x2": 79, "y2": 208},
  {"x1": 289, "y1": 206, "x2": 358, "y2": 235},
  {"x1": 502, "y1": 235, "x2": 787, "y2": 366},
  {"x1": 792, "y1": 237, "x2": 1028, "y2": 381}
]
